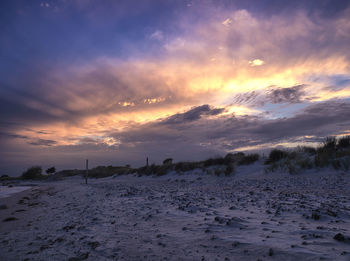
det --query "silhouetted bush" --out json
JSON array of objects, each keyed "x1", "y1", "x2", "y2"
[
  {"x1": 287, "y1": 151, "x2": 298, "y2": 160},
  {"x1": 224, "y1": 153, "x2": 235, "y2": 164},
  {"x1": 335, "y1": 149, "x2": 350, "y2": 158},
  {"x1": 0, "y1": 175, "x2": 11, "y2": 181},
  {"x1": 203, "y1": 157, "x2": 225, "y2": 167},
  {"x1": 264, "y1": 149, "x2": 288, "y2": 164},
  {"x1": 46, "y1": 167, "x2": 56, "y2": 175},
  {"x1": 224, "y1": 152, "x2": 245, "y2": 165},
  {"x1": 22, "y1": 166, "x2": 43, "y2": 180},
  {"x1": 314, "y1": 138, "x2": 337, "y2": 168},
  {"x1": 313, "y1": 136, "x2": 350, "y2": 170},
  {"x1": 323, "y1": 137, "x2": 337, "y2": 150},
  {"x1": 338, "y1": 136, "x2": 350, "y2": 149},
  {"x1": 238, "y1": 154, "x2": 259, "y2": 165},
  {"x1": 55, "y1": 169, "x2": 84, "y2": 177},
  {"x1": 153, "y1": 164, "x2": 173, "y2": 176},
  {"x1": 265, "y1": 136, "x2": 350, "y2": 173},
  {"x1": 137, "y1": 163, "x2": 173, "y2": 176},
  {"x1": 174, "y1": 161, "x2": 202, "y2": 172},
  {"x1": 265, "y1": 152, "x2": 313, "y2": 174},
  {"x1": 298, "y1": 146, "x2": 317, "y2": 155},
  {"x1": 163, "y1": 158, "x2": 173, "y2": 165},
  {"x1": 137, "y1": 166, "x2": 150, "y2": 176},
  {"x1": 89, "y1": 165, "x2": 134, "y2": 178}
]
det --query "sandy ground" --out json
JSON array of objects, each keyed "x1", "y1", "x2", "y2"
[{"x1": 1, "y1": 166, "x2": 350, "y2": 261}]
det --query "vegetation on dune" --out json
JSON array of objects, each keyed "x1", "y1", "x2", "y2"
[
  {"x1": 16, "y1": 136, "x2": 350, "y2": 180},
  {"x1": 136, "y1": 152, "x2": 259, "y2": 176},
  {"x1": 21, "y1": 166, "x2": 44, "y2": 180},
  {"x1": 264, "y1": 136, "x2": 350, "y2": 174},
  {"x1": 54, "y1": 169, "x2": 85, "y2": 177},
  {"x1": 51, "y1": 166, "x2": 134, "y2": 179},
  {"x1": 0, "y1": 174, "x2": 18, "y2": 181},
  {"x1": 264, "y1": 149, "x2": 288, "y2": 164},
  {"x1": 46, "y1": 167, "x2": 56, "y2": 175},
  {"x1": 337, "y1": 136, "x2": 350, "y2": 149},
  {"x1": 162, "y1": 158, "x2": 173, "y2": 165},
  {"x1": 237, "y1": 153, "x2": 259, "y2": 165},
  {"x1": 88, "y1": 165, "x2": 134, "y2": 178}
]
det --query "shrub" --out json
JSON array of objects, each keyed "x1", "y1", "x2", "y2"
[
  {"x1": 323, "y1": 137, "x2": 337, "y2": 150},
  {"x1": 264, "y1": 149, "x2": 288, "y2": 164},
  {"x1": 137, "y1": 166, "x2": 150, "y2": 176},
  {"x1": 224, "y1": 153, "x2": 235, "y2": 164},
  {"x1": 287, "y1": 151, "x2": 298, "y2": 160},
  {"x1": 174, "y1": 161, "x2": 201, "y2": 172},
  {"x1": 224, "y1": 152, "x2": 245, "y2": 165},
  {"x1": 89, "y1": 165, "x2": 134, "y2": 178},
  {"x1": 22, "y1": 166, "x2": 43, "y2": 180},
  {"x1": 55, "y1": 169, "x2": 84, "y2": 177},
  {"x1": 163, "y1": 158, "x2": 173, "y2": 165},
  {"x1": 0, "y1": 175, "x2": 10, "y2": 181},
  {"x1": 298, "y1": 146, "x2": 316, "y2": 155},
  {"x1": 203, "y1": 157, "x2": 225, "y2": 167},
  {"x1": 336, "y1": 149, "x2": 350, "y2": 158},
  {"x1": 137, "y1": 163, "x2": 172, "y2": 176},
  {"x1": 314, "y1": 137, "x2": 340, "y2": 168},
  {"x1": 238, "y1": 154, "x2": 259, "y2": 165},
  {"x1": 46, "y1": 167, "x2": 56, "y2": 175},
  {"x1": 338, "y1": 136, "x2": 350, "y2": 149},
  {"x1": 265, "y1": 136, "x2": 350, "y2": 172},
  {"x1": 154, "y1": 164, "x2": 172, "y2": 176}
]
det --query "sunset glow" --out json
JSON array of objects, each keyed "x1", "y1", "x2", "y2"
[{"x1": 1, "y1": 0, "x2": 350, "y2": 174}]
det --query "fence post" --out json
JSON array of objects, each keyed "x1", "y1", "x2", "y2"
[{"x1": 85, "y1": 159, "x2": 88, "y2": 184}]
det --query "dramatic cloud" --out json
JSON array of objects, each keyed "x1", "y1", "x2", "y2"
[{"x1": 1, "y1": 1, "x2": 350, "y2": 174}]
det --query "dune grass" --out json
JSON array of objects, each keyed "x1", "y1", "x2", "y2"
[
  {"x1": 17, "y1": 136, "x2": 350, "y2": 179},
  {"x1": 264, "y1": 136, "x2": 350, "y2": 174}
]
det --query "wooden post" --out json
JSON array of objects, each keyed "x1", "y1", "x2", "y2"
[{"x1": 85, "y1": 159, "x2": 88, "y2": 184}]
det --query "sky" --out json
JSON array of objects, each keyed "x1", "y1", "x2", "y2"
[{"x1": 1, "y1": 0, "x2": 350, "y2": 175}]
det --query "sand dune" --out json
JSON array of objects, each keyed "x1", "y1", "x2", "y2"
[{"x1": 1, "y1": 167, "x2": 350, "y2": 260}]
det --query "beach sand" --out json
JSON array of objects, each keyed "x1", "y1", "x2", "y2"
[{"x1": 0, "y1": 167, "x2": 350, "y2": 261}]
